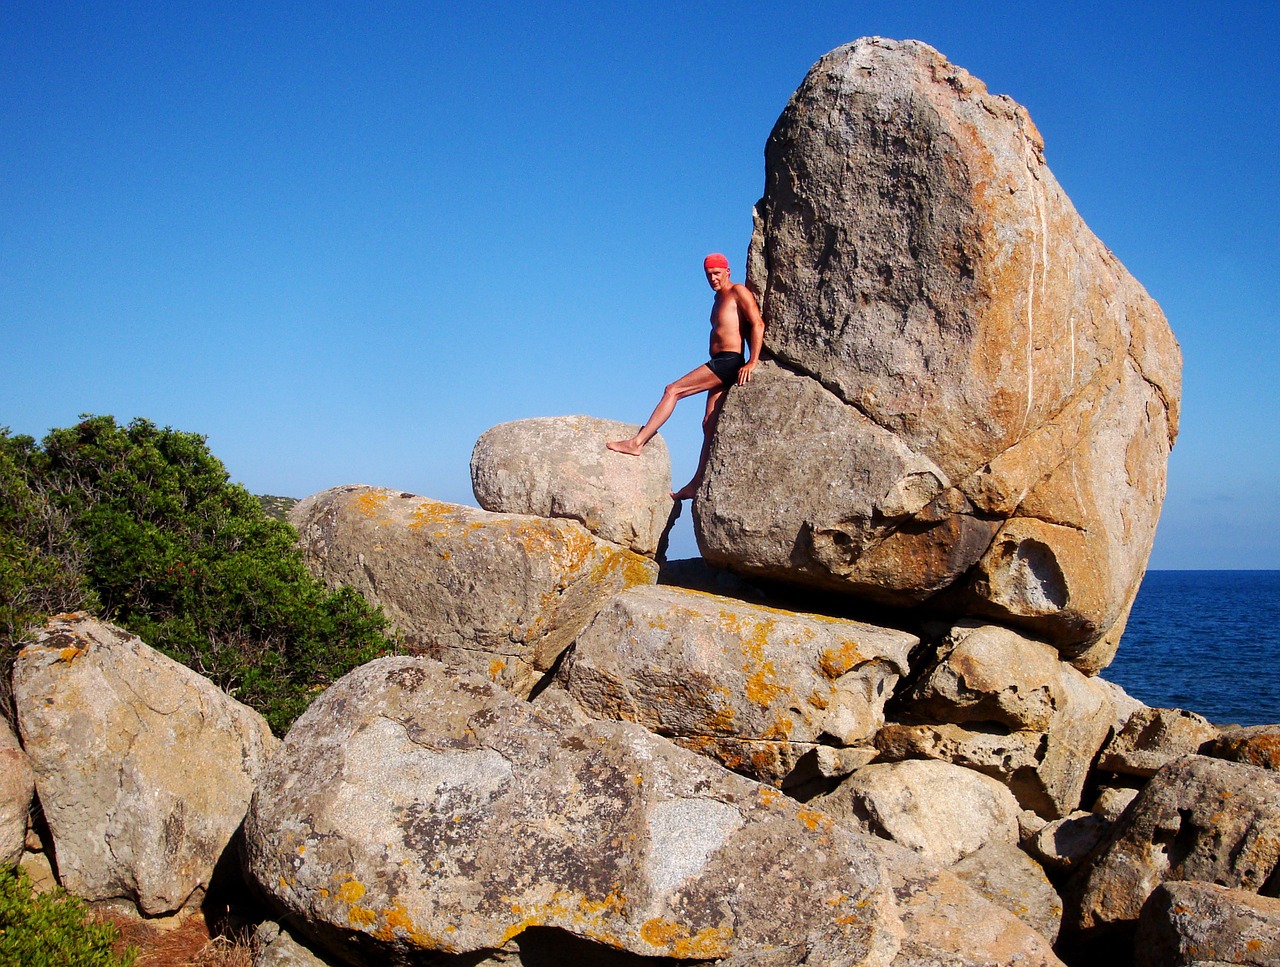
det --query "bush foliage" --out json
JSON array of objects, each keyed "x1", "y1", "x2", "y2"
[
  {"x1": 0, "y1": 866, "x2": 136, "y2": 967},
  {"x1": 1, "y1": 416, "x2": 397, "y2": 733}
]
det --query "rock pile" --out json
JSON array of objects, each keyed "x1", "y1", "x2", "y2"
[{"x1": 3, "y1": 35, "x2": 1260, "y2": 967}]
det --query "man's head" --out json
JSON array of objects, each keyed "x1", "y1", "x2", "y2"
[{"x1": 703, "y1": 253, "x2": 730, "y2": 290}]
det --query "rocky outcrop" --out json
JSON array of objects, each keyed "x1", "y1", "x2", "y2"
[
  {"x1": 1206, "y1": 723, "x2": 1280, "y2": 770},
  {"x1": 813, "y1": 759, "x2": 1020, "y2": 867},
  {"x1": 951, "y1": 841, "x2": 1063, "y2": 945},
  {"x1": 695, "y1": 37, "x2": 1181, "y2": 667},
  {"x1": 1066, "y1": 755, "x2": 1280, "y2": 945},
  {"x1": 1134, "y1": 882, "x2": 1280, "y2": 967},
  {"x1": 875, "y1": 622, "x2": 1114, "y2": 817},
  {"x1": 0, "y1": 718, "x2": 33, "y2": 868},
  {"x1": 290, "y1": 485, "x2": 656, "y2": 697},
  {"x1": 1097, "y1": 705, "x2": 1219, "y2": 778},
  {"x1": 12, "y1": 614, "x2": 278, "y2": 915},
  {"x1": 561, "y1": 585, "x2": 917, "y2": 784},
  {"x1": 471, "y1": 416, "x2": 674, "y2": 558}
]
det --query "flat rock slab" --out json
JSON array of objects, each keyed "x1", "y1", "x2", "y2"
[
  {"x1": 471, "y1": 416, "x2": 674, "y2": 558},
  {"x1": 13, "y1": 614, "x2": 278, "y2": 914},
  {"x1": 243, "y1": 657, "x2": 906, "y2": 965},
  {"x1": 1135, "y1": 881, "x2": 1280, "y2": 967},
  {"x1": 1066, "y1": 754, "x2": 1280, "y2": 945},
  {"x1": 562, "y1": 585, "x2": 917, "y2": 784},
  {"x1": 697, "y1": 37, "x2": 1181, "y2": 667},
  {"x1": 290, "y1": 485, "x2": 656, "y2": 697},
  {"x1": 1097, "y1": 706, "x2": 1219, "y2": 778},
  {"x1": 951, "y1": 840, "x2": 1063, "y2": 946}
]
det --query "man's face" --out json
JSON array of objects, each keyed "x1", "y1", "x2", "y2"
[{"x1": 705, "y1": 266, "x2": 730, "y2": 291}]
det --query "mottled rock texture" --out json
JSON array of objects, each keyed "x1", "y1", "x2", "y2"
[
  {"x1": 243, "y1": 657, "x2": 906, "y2": 965},
  {"x1": 1207, "y1": 723, "x2": 1280, "y2": 771},
  {"x1": 1066, "y1": 755, "x2": 1280, "y2": 945},
  {"x1": 471, "y1": 416, "x2": 674, "y2": 558},
  {"x1": 1098, "y1": 706, "x2": 1219, "y2": 778},
  {"x1": 695, "y1": 37, "x2": 1181, "y2": 669},
  {"x1": 951, "y1": 841, "x2": 1063, "y2": 945},
  {"x1": 290, "y1": 485, "x2": 656, "y2": 697},
  {"x1": 12, "y1": 614, "x2": 278, "y2": 915},
  {"x1": 561, "y1": 585, "x2": 916, "y2": 784},
  {"x1": 0, "y1": 718, "x2": 33, "y2": 868},
  {"x1": 1135, "y1": 881, "x2": 1280, "y2": 967},
  {"x1": 813, "y1": 759, "x2": 1020, "y2": 867},
  {"x1": 877, "y1": 622, "x2": 1114, "y2": 818}
]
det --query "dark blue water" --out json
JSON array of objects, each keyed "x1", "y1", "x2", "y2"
[{"x1": 1104, "y1": 571, "x2": 1280, "y2": 727}]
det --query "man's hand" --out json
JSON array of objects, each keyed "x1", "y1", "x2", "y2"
[{"x1": 737, "y1": 359, "x2": 758, "y2": 386}]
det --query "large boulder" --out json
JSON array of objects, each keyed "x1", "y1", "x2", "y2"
[
  {"x1": 951, "y1": 841, "x2": 1063, "y2": 945},
  {"x1": 0, "y1": 718, "x2": 34, "y2": 868},
  {"x1": 560, "y1": 585, "x2": 917, "y2": 784},
  {"x1": 12, "y1": 614, "x2": 278, "y2": 915},
  {"x1": 1206, "y1": 723, "x2": 1280, "y2": 771},
  {"x1": 243, "y1": 657, "x2": 904, "y2": 965},
  {"x1": 1096, "y1": 705, "x2": 1219, "y2": 778},
  {"x1": 290, "y1": 485, "x2": 656, "y2": 697},
  {"x1": 1065, "y1": 755, "x2": 1280, "y2": 946},
  {"x1": 695, "y1": 37, "x2": 1181, "y2": 668},
  {"x1": 875, "y1": 622, "x2": 1115, "y2": 818},
  {"x1": 1134, "y1": 881, "x2": 1280, "y2": 967},
  {"x1": 471, "y1": 416, "x2": 674, "y2": 558}
]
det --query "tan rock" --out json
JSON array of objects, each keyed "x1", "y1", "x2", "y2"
[
  {"x1": 0, "y1": 718, "x2": 33, "y2": 868},
  {"x1": 1135, "y1": 881, "x2": 1280, "y2": 967},
  {"x1": 12, "y1": 615, "x2": 278, "y2": 915},
  {"x1": 561, "y1": 585, "x2": 916, "y2": 784},
  {"x1": 697, "y1": 38, "x2": 1180, "y2": 665},
  {"x1": 1026, "y1": 811, "x2": 1109, "y2": 874},
  {"x1": 951, "y1": 840, "x2": 1063, "y2": 945},
  {"x1": 813, "y1": 759, "x2": 1020, "y2": 867},
  {"x1": 1097, "y1": 705, "x2": 1219, "y2": 778},
  {"x1": 1206, "y1": 723, "x2": 1280, "y2": 771},
  {"x1": 471, "y1": 415, "x2": 674, "y2": 558},
  {"x1": 879, "y1": 622, "x2": 1115, "y2": 818},
  {"x1": 290, "y1": 485, "x2": 656, "y2": 697},
  {"x1": 1066, "y1": 755, "x2": 1280, "y2": 944},
  {"x1": 243, "y1": 657, "x2": 907, "y2": 965}
]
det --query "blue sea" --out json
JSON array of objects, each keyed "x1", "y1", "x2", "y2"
[{"x1": 1104, "y1": 571, "x2": 1280, "y2": 727}]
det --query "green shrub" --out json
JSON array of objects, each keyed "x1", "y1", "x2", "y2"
[
  {"x1": 0, "y1": 866, "x2": 136, "y2": 966},
  {"x1": 1, "y1": 416, "x2": 398, "y2": 734}
]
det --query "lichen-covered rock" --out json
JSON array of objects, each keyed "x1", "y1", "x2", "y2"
[
  {"x1": 1206, "y1": 723, "x2": 1280, "y2": 771},
  {"x1": 471, "y1": 416, "x2": 674, "y2": 558},
  {"x1": 1065, "y1": 755, "x2": 1280, "y2": 945},
  {"x1": 290, "y1": 485, "x2": 656, "y2": 697},
  {"x1": 12, "y1": 615, "x2": 278, "y2": 914},
  {"x1": 561, "y1": 585, "x2": 917, "y2": 784},
  {"x1": 876, "y1": 623, "x2": 1115, "y2": 818},
  {"x1": 1134, "y1": 881, "x2": 1280, "y2": 967},
  {"x1": 0, "y1": 718, "x2": 34, "y2": 868},
  {"x1": 1097, "y1": 706, "x2": 1219, "y2": 778},
  {"x1": 696, "y1": 38, "x2": 1181, "y2": 668},
  {"x1": 951, "y1": 841, "x2": 1063, "y2": 946},
  {"x1": 813, "y1": 759, "x2": 1020, "y2": 867},
  {"x1": 243, "y1": 656, "x2": 910, "y2": 965}
]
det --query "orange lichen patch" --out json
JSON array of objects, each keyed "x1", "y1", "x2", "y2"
[
  {"x1": 818, "y1": 640, "x2": 867, "y2": 680},
  {"x1": 761, "y1": 719, "x2": 793, "y2": 740},
  {"x1": 745, "y1": 665, "x2": 783, "y2": 707},
  {"x1": 488, "y1": 659, "x2": 507, "y2": 680},
  {"x1": 807, "y1": 689, "x2": 830, "y2": 710},
  {"x1": 336, "y1": 879, "x2": 366, "y2": 904},
  {"x1": 348, "y1": 906, "x2": 377, "y2": 927},
  {"x1": 58, "y1": 646, "x2": 86, "y2": 663},
  {"x1": 496, "y1": 890, "x2": 627, "y2": 947},
  {"x1": 757, "y1": 786, "x2": 782, "y2": 807},
  {"x1": 796, "y1": 808, "x2": 833, "y2": 832},
  {"x1": 639, "y1": 919, "x2": 732, "y2": 959},
  {"x1": 408, "y1": 499, "x2": 462, "y2": 531},
  {"x1": 353, "y1": 491, "x2": 391, "y2": 518},
  {"x1": 297, "y1": 844, "x2": 306, "y2": 854}
]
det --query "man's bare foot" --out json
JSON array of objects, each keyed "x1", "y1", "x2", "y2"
[
  {"x1": 606, "y1": 439, "x2": 645, "y2": 456},
  {"x1": 671, "y1": 482, "x2": 698, "y2": 501}
]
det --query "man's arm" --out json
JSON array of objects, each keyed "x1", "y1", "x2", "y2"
[{"x1": 734, "y1": 284, "x2": 765, "y2": 385}]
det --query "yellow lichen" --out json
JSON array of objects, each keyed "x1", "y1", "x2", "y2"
[
  {"x1": 639, "y1": 919, "x2": 732, "y2": 958},
  {"x1": 353, "y1": 491, "x2": 390, "y2": 518},
  {"x1": 819, "y1": 639, "x2": 866, "y2": 680},
  {"x1": 336, "y1": 879, "x2": 366, "y2": 904}
]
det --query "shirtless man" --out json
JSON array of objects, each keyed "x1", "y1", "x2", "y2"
[{"x1": 607, "y1": 253, "x2": 764, "y2": 500}]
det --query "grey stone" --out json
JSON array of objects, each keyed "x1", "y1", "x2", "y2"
[
  {"x1": 0, "y1": 718, "x2": 33, "y2": 868},
  {"x1": 1135, "y1": 881, "x2": 1280, "y2": 967}
]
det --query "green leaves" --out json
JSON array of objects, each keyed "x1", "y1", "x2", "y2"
[
  {"x1": 0, "y1": 867, "x2": 136, "y2": 967},
  {"x1": 2, "y1": 416, "x2": 399, "y2": 734}
]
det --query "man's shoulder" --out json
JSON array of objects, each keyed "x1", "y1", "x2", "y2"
[{"x1": 729, "y1": 283, "x2": 760, "y2": 308}]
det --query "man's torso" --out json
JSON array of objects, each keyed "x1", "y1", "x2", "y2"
[{"x1": 708, "y1": 286, "x2": 748, "y2": 355}]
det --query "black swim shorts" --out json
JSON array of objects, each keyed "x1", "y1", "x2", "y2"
[{"x1": 707, "y1": 351, "x2": 746, "y2": 386}]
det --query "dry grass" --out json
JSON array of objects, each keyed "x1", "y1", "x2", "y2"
[{"x1": 97, "y1": 908, "x2": 256, "y2": 967}]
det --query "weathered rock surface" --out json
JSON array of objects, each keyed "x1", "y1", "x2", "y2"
[
  {"x1": 1134, "y1": 881, "x2": 1280, "y2": 967},
  {"x1": 254, "y1": 922, "x2": 336, "y2": 967},
  {"x1": 1206, "y1": 723, "x2": 1280, "y2": 771},
  {"x1": 244, "y1": 656, "x2": 907, "y2": 964},
  {"x1": 290, "y1": 485, "x2": 656, "y2": 697},
  {"x1": 561, "y1": 585, "x2": 917, "y2": 784},
  {"x1": 1026, "y1": 811, "x2": 1109, "y2": 875},
  {"x1": 1090, "y1": 784, "x2": 1140, "y2": 822},
  {"x1": 0, "y1": 718, "x2": 34, "y2": 868},
  {"x1": 696, "y1": 37, "x2": 1181, "y2": 666},
  {"x1": 877, "y1": 622, "x2": 1114, "y2": 817},
  {"x1": 1097, "y1": 706, "x2": 1219, "y2": 778},
  {"x1": 951, "y1": 841, "x2": 1063, "y2": 945},
  {"x1": 1066, "y1": 755, "x2": 1280, "y2": 943},
  {"x1": 813, "y1": 759, "x2": 1020, "y2": 867},
  {"x1": 471, "y1": 416, "x2": 674, "y2": 558},
  {"x1": 12, "y1": 614, "x2": 278, "y2": 915}
]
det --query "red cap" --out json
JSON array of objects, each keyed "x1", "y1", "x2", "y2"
[{"x1": 703, "y1": 253, "x2": 730, "y2": 271}]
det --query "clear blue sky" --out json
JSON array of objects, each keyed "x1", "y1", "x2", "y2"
[{"x1": 3, "y1": 2, "x2": 1276, "y2": 568}]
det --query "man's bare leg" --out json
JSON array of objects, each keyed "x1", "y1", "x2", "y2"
[
  {"x1": 607, "y1": 364, "x2": 725, "y2": 456},
  {"x1": 672, "y1": 385, "x2": 727, "y2": 500}
]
